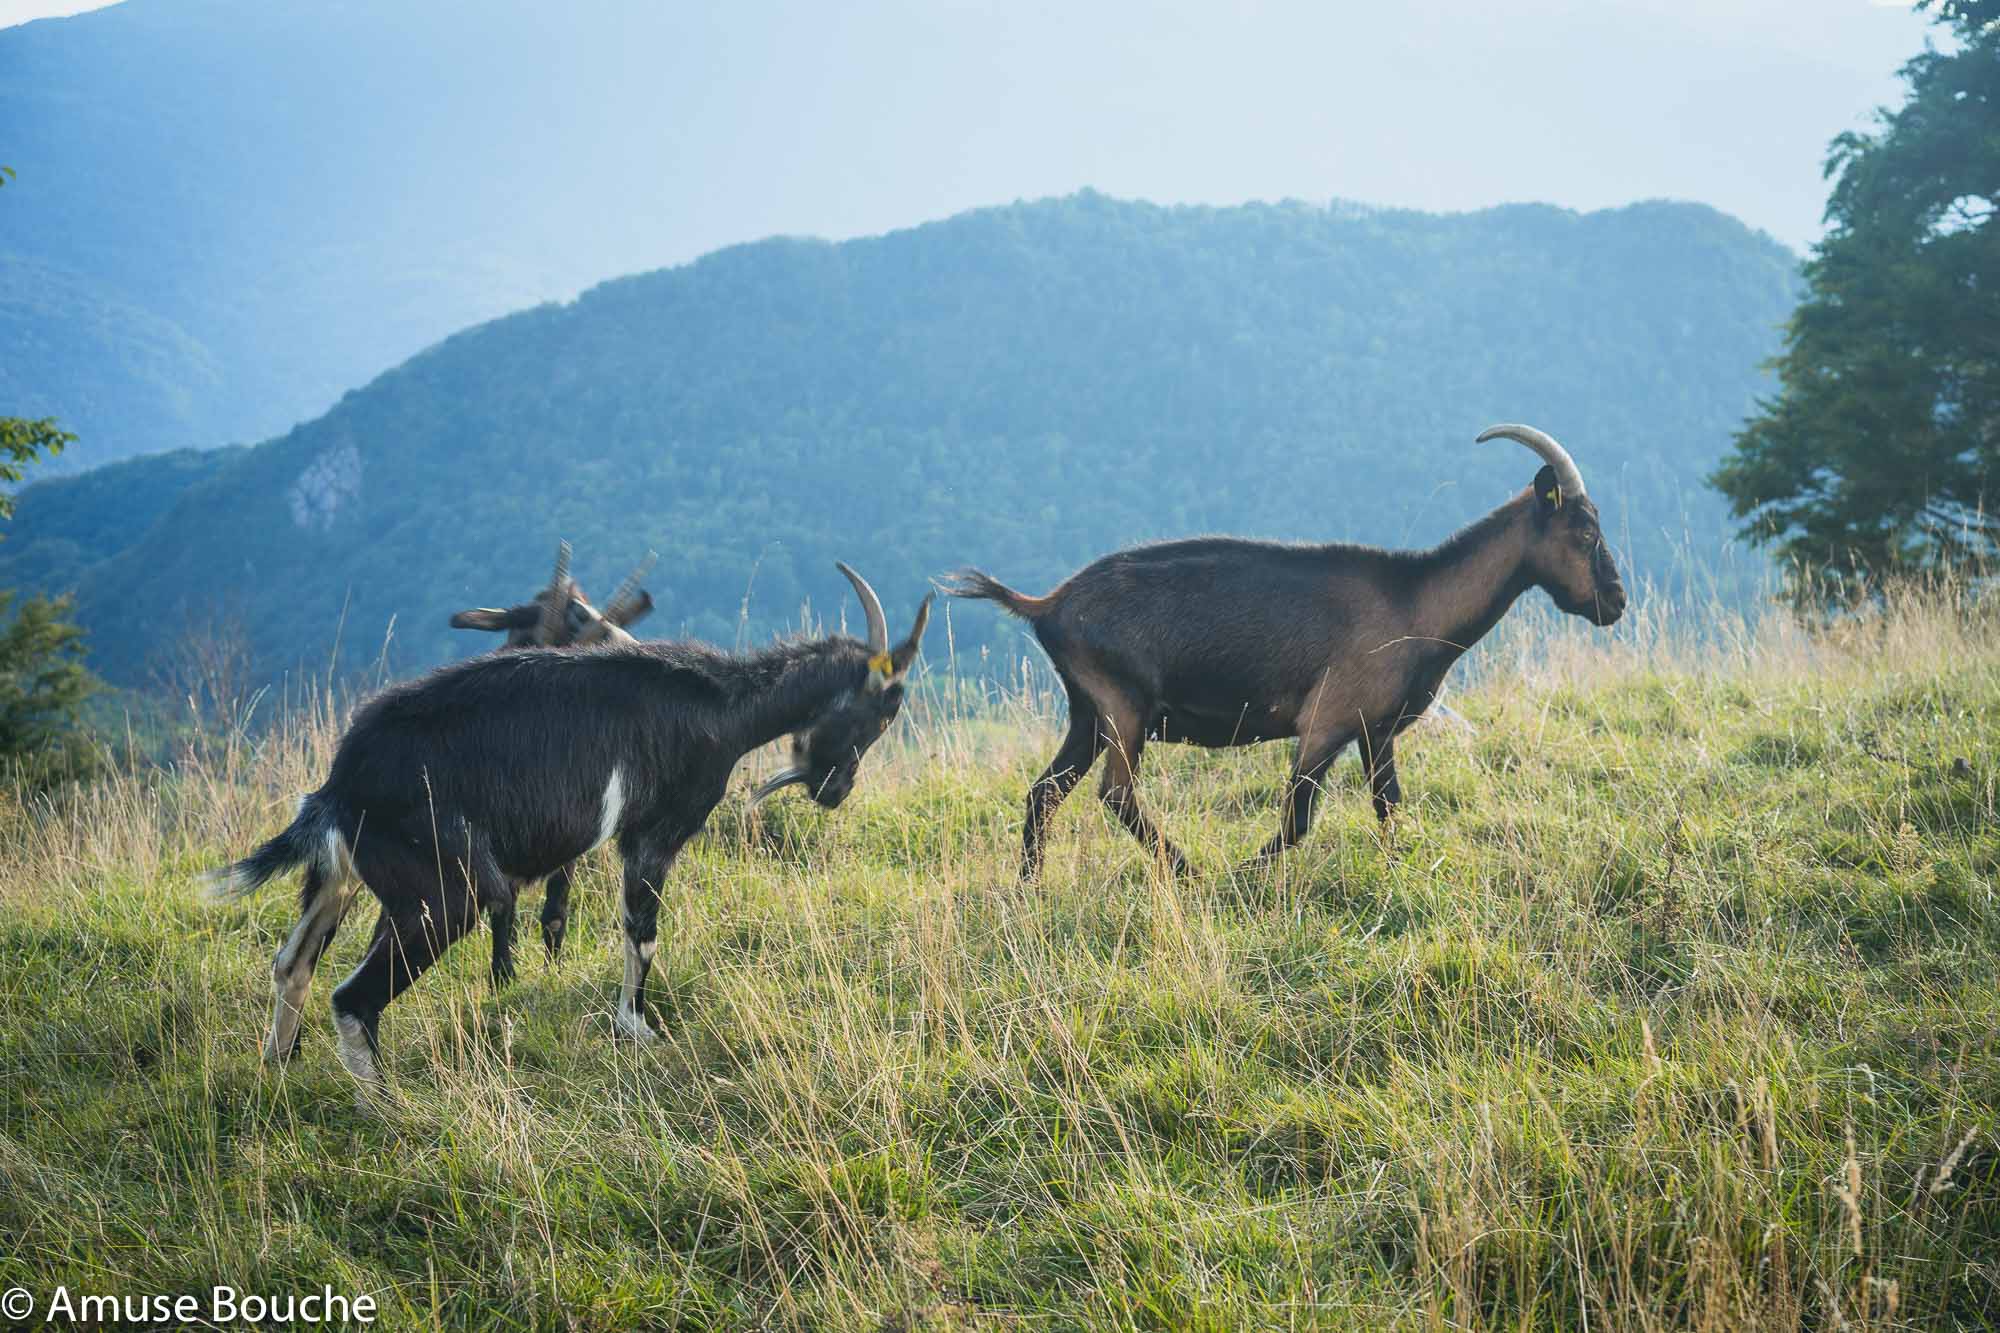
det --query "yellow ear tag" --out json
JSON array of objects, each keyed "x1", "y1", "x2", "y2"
[
  {"x1": 868, "y1": 652, "x2": 894, "y2": 678},
  {"x1": 1546, "y1": 487, "x2": 1563, "y2": 509}
]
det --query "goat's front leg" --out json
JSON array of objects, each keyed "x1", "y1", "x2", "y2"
[
  {"x1": 613, "y1": 832, "x2": 685, "y2": 1044},
  {"x1": 1364, "y1": 733, "x2": 1401, "y2": 824},
  {"x1": 487, "y1": 891, "x2": 518, "y2": 989},
  {"x1": 540, "y1": 863, "x2": 573, "y2": 962},
  {"x1": 1246, "y1": 730, "x2": 1347, "y2": 866}
]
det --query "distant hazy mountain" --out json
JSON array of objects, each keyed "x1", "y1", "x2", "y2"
[
  {"x1": 2, "y1": 193, "x2": 1798, "y2": 685},
  {"x1": 0, "y1": 0, "x2": 690, "y2": 466}
]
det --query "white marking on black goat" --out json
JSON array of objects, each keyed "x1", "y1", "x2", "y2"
[
  {"x1": 334, "y1": 1011, "x2": 379, "y2": 1083},
  {"x1": 615, "y1": 936, "x2": 659, "y2": 1044},
  {"x1": 594, "y1": 766, "x2": 625, "y2": 850},
  {"x1": 263, "y1": 823, "x2": 360, "y2": 1063}
]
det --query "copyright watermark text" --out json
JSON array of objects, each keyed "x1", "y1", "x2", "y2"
[{"x1": 6, "y1": 1284, "x2": 377, "y2": 1325}]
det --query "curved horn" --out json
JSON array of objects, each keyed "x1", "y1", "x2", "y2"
[
  {"x1": 602, "y1": 550, "x2": 657, "y2": 624},
  {"x1": 1476, "y1": 424, "x2": 1586, "y2": 499},
  {"x1": 834, "y1": 561, "x2": 889, "y2": 653},
  {"x1": 748, "y1": 765, "x2": 809, "y2": 809},
  {"x1": 539, "y1": 539, "x2": 574, "y2": 644}
]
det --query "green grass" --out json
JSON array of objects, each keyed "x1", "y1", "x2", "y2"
[{"x1": 2, "y1": 592, "x2": 1997, "y2": 1329}]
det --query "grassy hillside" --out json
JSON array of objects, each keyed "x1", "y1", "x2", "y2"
[
  {"x1": 0, "y1": 446, "x2": 243, "y2": 597},
  {"x1": 4, "y1": 193, "x2": 1800, "y2": 686},
  {"x1": 1, "y1": 590, "x2": 1994, "y2": 1328}
]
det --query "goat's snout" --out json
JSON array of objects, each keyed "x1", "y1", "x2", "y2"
[
  {"x1": 813, "y1": 767, "x2": 856, "y2": 809},
  {"x1": 1596, "y1": 581, "x2": 1628, "y2": 626}
]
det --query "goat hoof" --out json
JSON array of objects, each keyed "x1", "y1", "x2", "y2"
[
  {"x1": 612, "y1": 1005, "x2": 659, "y2": 1044},
  {"x1": 261, "y1": 1018, "x2": 307, "y2": 1064},
  {"x1": 333, "y1": 1010, "x2": 386, "y2": 1086},
  {"x1": 490, "y1": 956, "x2": 516, "y2": 989}
]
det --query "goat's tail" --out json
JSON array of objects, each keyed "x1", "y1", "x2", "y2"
[
  {"x1": 941, "y1": 568, "x2": 1060, "y2": 621},
  {"x1": 202, "y1": 792, "x2": 340, "y2": 902}
]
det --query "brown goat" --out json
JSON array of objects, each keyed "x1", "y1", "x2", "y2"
[{"x1": 948, "y1": 425, "x2": 1627, "y2": 879}]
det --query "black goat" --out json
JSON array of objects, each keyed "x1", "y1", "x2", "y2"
[
  {"x1": 449, "y1": 541, "x2": 658, "y2": 985},
  {"x1": 948, "y1": 425, "x2": 1626, "y2": 879},
  {"x1": 208, "y1": 564, "x2": 930, "y2": 1087}
]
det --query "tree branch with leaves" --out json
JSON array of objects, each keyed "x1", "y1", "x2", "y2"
[
  {"x1": 1, "y1": 163, "x2": 101, "y2": 783},
  {"x1": 1712, "y1": 0, "x2": 1999, "y2": 592}
]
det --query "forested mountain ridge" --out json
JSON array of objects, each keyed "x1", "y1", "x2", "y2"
[{"x1": 2, "y1": 193, "x2": 1799, "y2": 685}]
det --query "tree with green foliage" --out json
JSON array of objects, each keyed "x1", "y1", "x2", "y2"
[
  {"x1": 0, "y1": 590, "x2": 99, "y2": 786},
  {"x1": 2, "y1": 168, "x2": 101, "y2": 783},
  {"x1": 2, "y1": 415, "x2": 76, "y2": 517},
  {"x1": 0, "y1": 419, "x2": 99, "y2": 782},
  {"x1": 1713, "y1": 0, "x2": 2000, "y2": 591}
]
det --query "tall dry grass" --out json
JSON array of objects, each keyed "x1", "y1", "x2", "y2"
[{"x1": 1, "y1": 580, "x2": 1995, "y2": 1329}]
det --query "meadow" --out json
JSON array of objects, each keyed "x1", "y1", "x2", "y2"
[{"x1": 1, "y1": 586, "x2": 1996, "y2": 1330}]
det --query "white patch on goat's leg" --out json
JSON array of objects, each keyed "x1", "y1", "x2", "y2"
[
  {"x1": 613, "y1": 936, "x2": 658, "y2": 1043},
  {"x1": 334, "y1": 1011, "x2": 382, "y2": 1084},
  {"x1": 263, "y1": 873, "x2": 355, "y2": 1064},
  {"x1": 265, "y1": 909, "x2": 320, "y2": 1063},
  {"x1": 593, "y1": 767, "x2": 625, "y2": 851}
]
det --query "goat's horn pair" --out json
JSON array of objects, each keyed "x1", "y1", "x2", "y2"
[
  {"x1": 835, "y1": 560, "x2": 889, "y2": 654},
  {"x1": 539, "y1": 539, "x2": 575, "y2": 643},
  {"x1": 1477, "y1": 424, "x2": 1586, "y2": 500}
]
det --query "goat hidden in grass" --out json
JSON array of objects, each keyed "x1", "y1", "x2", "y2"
[
  {"x1": 946, "y1": 424, "x2": 1626, "y2": 880},
  {"x1": 207, "y1": 562, "x2": 930, "y2": 1091},
  {"x1": 447, "y1": 539, "x2": 656, "y2": 985}
]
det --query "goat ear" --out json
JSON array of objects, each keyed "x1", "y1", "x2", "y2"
[
  {"x1": 1531, "y1": 463, "x2": 1564, "y2": 516},
  {"x1": 886, "y1": 592, "x2": 934, "y2": 677},
  {"x1": 451, "y1": 606, "x2": 537, "y2": 632}
]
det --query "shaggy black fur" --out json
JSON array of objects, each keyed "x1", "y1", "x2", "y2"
[{"x1": 211, "y1": 608, "x2": 928, "y2": 1085}]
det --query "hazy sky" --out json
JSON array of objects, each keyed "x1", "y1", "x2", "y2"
[
  {"x1": 2, "y1": 0, "x2": 1940, "y2": 254},
  {"x1": 0, "y1": 0, "x2": 103, "y2": 23}
]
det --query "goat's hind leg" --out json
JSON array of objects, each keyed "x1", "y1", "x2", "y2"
[
  {"x1": 328, "y1": 836, "x2": 484, "y2": 1086},
  {"x1": 1020, "y1": 702, "x2": 1106, "y2": 881},
  {"x1": 1097, "y1": 703, "x2": 1190, "y2": 877},
  {"x1": 265, "y1": 860, "x2": 356, "y2": 1064}
]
